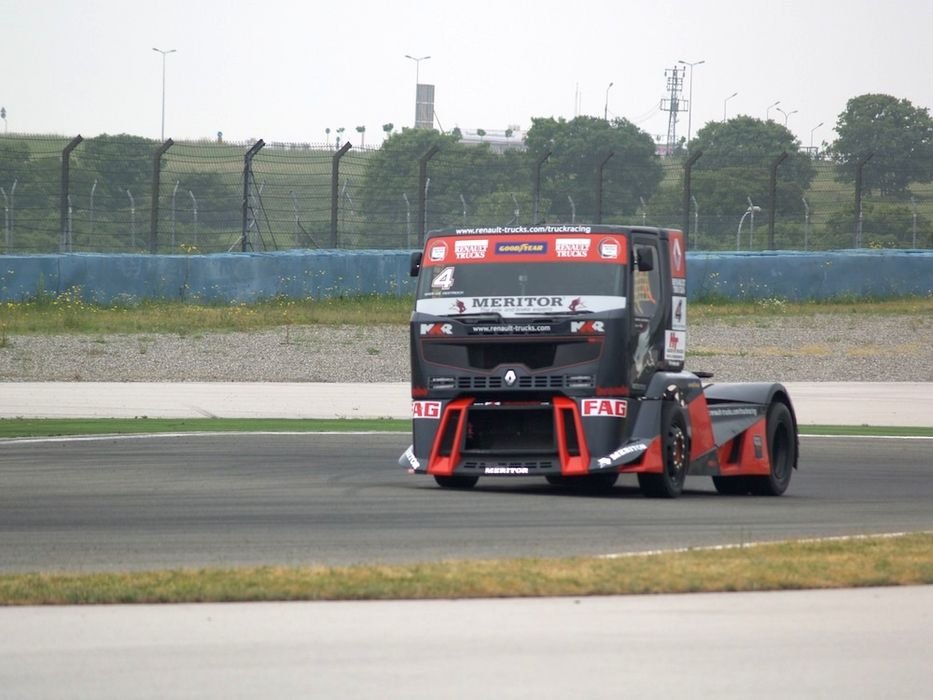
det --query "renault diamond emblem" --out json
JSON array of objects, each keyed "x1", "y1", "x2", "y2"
[{"x1": 504, "y1": 369, "x2": 517, "y2": 386}]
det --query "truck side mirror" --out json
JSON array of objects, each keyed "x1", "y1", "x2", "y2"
[
  {"x1": 636, "y1": 248, "x2": 655, "y2": 272},
  {"x1": 410, "y1": 251, "x2": 423, "y2": 277}
]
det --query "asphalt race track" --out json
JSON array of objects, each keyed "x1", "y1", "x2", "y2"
[{"x1": 1, "y1": 432, "x2": 930, "y2": 573}]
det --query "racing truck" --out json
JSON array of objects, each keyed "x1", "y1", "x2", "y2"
[{"x1": 399, "y1": 225, "x2": 798, "y2": 498}]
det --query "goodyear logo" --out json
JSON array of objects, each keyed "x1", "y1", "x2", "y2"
[{"x1": 495, "y1": 241, "x2": 548, "y2": 255}]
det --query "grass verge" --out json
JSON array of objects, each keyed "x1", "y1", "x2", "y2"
[
  {"x1": 1, "y1": 295, "x2": 931, "y2": 335},
  {"x1": 1, "y1": 533, "x2": 930, "y2": 605},
  {"x1": 0, "y1": 418, "x2": 930, "y2": 439},
  {"x1": 0, "y1": 417, "x2": 409, "y2": 439}
]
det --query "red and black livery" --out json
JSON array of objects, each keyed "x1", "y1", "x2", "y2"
[{"x1": 400, "y1": 225, "x2": 798, "y2": 497}]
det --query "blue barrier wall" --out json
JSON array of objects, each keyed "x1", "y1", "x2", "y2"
[{"x1": 1, "y1": 249, "x2": 931, "y2": 303}]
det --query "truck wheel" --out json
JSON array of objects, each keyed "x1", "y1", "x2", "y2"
[
  {"x1": 434, "y1": 475, "x2": 479, "y2": 489},
  {"x1": 638, "y1": 405, "x2": 689, "y2": 498},
  {"x1": 748, "y1": 402, "x2": 796, "y2": 496}
]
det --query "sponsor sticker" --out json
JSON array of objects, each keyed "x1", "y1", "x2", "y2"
[
  {"x1": 708, "y1": 407, "x2": 759, "y2": 417},
  {"x1": 570, "y1": 320, "x2": 605, "y2": 334},
  {"x1": 672, "y1": 296, "x2": 687, "y2": 331},
  {"x1": 581, "y1": 398, "x2": 628, "y2": 417},
  {"x1": 672, "y1": 277, "x2": 686, "y2": 295},
  {"x1": 556, "y1": 238, "x2": 591, "y2": 258},
  {"x1": 597, "y1": 442, "x2": 648, "y2": 467},
  {"x1": 484, "y1": 466, "x2": 530, "y2": 475},
  {"x1": 469, "y1": 324, "x2": 552, "y2": 334},
  {"x1": 495, "y1": 241, "x2": 548, "y2": 255},
  {"x1": 599, "y1": 238, "x2": 620, "y2": 259},
  {"x1": 664, "y1": 330, "x2": 686, "y2": 363},
  {"x1": 454, "y1": 239, "x2": 488, "y2": 259},
  {"x1": 419, "y1": 322, "x2": 453, "y2": 336},
  {"x1": 669, "y1": 231, "x2": 686, "y2": 278},
  {"x1": 412, "y1": 401, "x2": 442, "y2": 419},
  {"x1": 402, "y1": 446, "x2": 420, "y2": 470},
  {"x1": 468, "y1": 295, "x2": 567, "y2": 311},
  {"x1": 429, "y1": 242, "x2": 447, "y2": 262}
]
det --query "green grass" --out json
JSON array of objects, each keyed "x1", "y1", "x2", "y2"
[
  {"x1": 0, "y1": 293, "x2": 414, "y2": 334},
  {"x1": 0, "y1": 417, "x2": 409, "y2": 439},
  {"x1": 0, "y1": 417, "x2": 928, "y2": 440},
  {"x1": 1, "y1": 294, "x2": 930, "y2": 336},
  {"x1": 1, "y1": 533, "x2": 929, "y2": 605}
]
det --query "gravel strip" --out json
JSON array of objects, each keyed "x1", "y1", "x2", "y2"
[{"x1": 1, "y1": 315, "x2": 931, "y2": 383}]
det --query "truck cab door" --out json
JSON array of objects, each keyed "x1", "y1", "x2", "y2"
[{"x1": 630, "y1": 236, "x2": 664, "y2": 392}]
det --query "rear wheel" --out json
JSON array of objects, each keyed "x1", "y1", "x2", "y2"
[
  {"x1": 748, "y1": 402, "x2": 796, "y2": 496},
  {"x1": 434, "y1": 475, "x2": 479, "y2": 490},
  {"x1": 638, "y1": 405, "x2": 689, "y2": 498}
]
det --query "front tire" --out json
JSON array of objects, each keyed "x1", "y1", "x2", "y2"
[
  {"x1": 748, "y1": 402, "x2": 796, "y2": 496},
  {"x1": 638, "y1": 405, "x2": 689, "y2": 498},
  {"x1": 434, "y1": 475, "x2": 479, "y2": 490}
]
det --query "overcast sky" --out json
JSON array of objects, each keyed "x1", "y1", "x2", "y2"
[{"x1": 2, "y1": 0, "x2": 930, "y2": 149}]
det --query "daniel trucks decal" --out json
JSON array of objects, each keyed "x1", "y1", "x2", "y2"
[{"x1": 415, "y1": 295, "x2": 626, "y2": 317}]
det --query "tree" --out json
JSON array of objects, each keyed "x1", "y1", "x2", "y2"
[
  {"x1": 76, "y1": 134, "x2": 156, "y2": 213},
  {"x1": 359, "y1": 128, "x2": 527, "y2": 243},
  {"x1": 686, "y1": 116, "x2": 815, "y2": 246},
  {"x1": 524, "y1": 116, "x2": 662, "y2": 223},
  {"x1": 823, "y1": 201, "x2": 931, "y2": 249},
  {"x1": 827, "y1": 93, "x2": 933, "y2": 198}
]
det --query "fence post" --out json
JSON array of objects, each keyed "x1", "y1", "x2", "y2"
[
  {"x1": 330, "y1": 141, "x2": 352, "y2": 248},
  {"x1": 854, "y1": 153, "x2": 873, "y2": 248},
  {"x1": 681, "y1": 149, "x2": 702, "y2": 245},
  {"x1": 767, "y1": 151, "x2": 788, "y2": 250},
  {"x1": 594, "y1": 150, "x2": 613, "y2": 225},
  {"x1": 149, "y1": 138, "x2": 174, "y2": 254},
  {"x1": 418, "y1": 145, "x2": 440, "y2": 246},
  {"x1": 241, "y1": 139, "x2": 265, "y2": 252},
  {"x1": 60, "y1": 135, "x2": 83, "y2": 253},
  {"x1": 532, "y1": 150, "x2": 551, "y2": 225}
]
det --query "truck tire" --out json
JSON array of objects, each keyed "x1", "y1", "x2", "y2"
[
  {"x1": 638, "y1": 405, "x2": 689, "y2": 498},
  {"x1": 434, "y1": 475, "x2": 479, "y2": 489},
  {"x1": 747, "y1": 402, "x2": 795, "y2": 496}
]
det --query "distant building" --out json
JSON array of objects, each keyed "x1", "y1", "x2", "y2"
[{"x1": 457, "y1": 125, "x2": 526, "y2": 153}]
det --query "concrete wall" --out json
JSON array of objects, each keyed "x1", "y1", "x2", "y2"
[{"x1": 1, "y1": 249, "x2": 931, "y2": 303}]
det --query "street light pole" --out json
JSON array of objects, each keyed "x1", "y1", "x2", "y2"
[
  {"x1": 775, "y1": 107, "x2": 798, "y2": 127},
  {"x1": 723, "y1": 92, "x2": 738, "y2": 121},
  {"x1": 766, "y1": 100, "x2": 781, "y2": 121},
  {"x1": 678, "y1": 59, "x2": 705, "y2": 144},
  {"x1": 604, "y1": 81, "x2": 614, "y2": 120},
  {"x1": 405, "y1": 54, "x2": 430, "y2": 126},
  {"x1": 152, "y1": 47, "x2": 177, "y2": 141},
  {"x1": 809, "y1": 121, "x2": 824, "y2": 152}
]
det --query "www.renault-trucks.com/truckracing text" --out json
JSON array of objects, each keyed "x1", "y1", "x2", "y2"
[{"x1": 399, "y1": 225, "x2": 798, "y2": 498}]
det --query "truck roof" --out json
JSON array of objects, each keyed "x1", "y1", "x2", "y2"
[{"x1": 425, "y1": 224, "x2": 674, "y2": 240}]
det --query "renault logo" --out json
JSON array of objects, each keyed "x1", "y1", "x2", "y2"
[{"x1": 504, "y1": 369, "x2": 517, "y2": 386}]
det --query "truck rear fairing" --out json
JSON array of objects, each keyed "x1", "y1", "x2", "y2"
[{"x1": 401, "y1": 225, "x2": 692, "y2": 481}]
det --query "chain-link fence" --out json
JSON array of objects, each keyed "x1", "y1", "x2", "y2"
[{"x1": 1, "y1": 132, "x2": 931, "y2": 254}]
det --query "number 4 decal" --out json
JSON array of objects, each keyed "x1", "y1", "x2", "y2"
[{"x1": 431, "y1": 266, "x2": 455, "y2": 290}]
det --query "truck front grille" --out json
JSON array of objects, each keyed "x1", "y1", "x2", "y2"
[{"x1": 455, "y1": 374, "x2": 593, "y2": 390}]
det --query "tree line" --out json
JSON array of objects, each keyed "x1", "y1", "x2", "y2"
[{"x1": 1, "y1": 93, "x2": 931, "y2": 252}]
